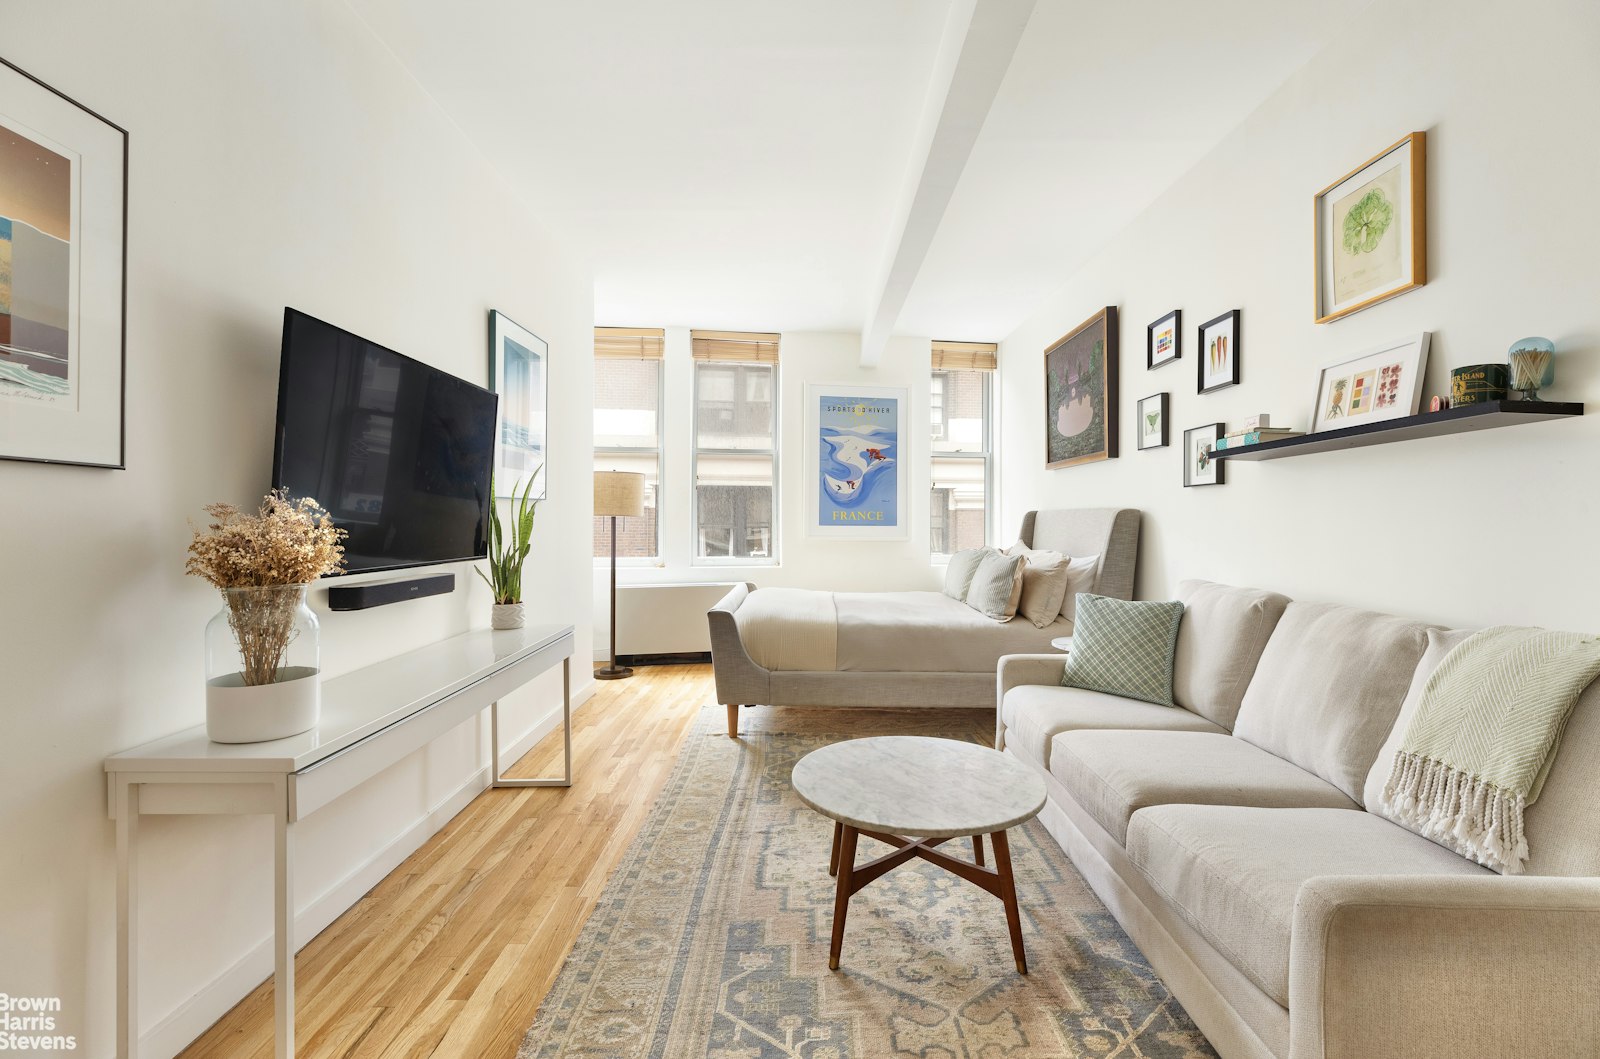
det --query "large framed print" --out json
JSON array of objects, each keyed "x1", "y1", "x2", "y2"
[
  {"x1": 1314, "y1": 132, "x2": 1426, "y2": 324},
  {"x1": 488, "y1": 309, "x2": 547, "y2": 499},
  {"x1": 805, "y1": 383, "x2": 907, "y2": 540},
  {"x1": 0, "y1": 58, "x2": 127, "y2": 468},
  {"x1": 1045, "y1": 306, "x2": 1118, "y2": 469},
  {"x1": 1310, "y1": 332, "x2": 1431, "y2": 433}
]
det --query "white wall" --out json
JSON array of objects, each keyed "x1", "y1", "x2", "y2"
[
  {"x1": 0, "y1": 2, "x2": 594, "y2": 1054},
  {"x1": 998, "y1": 0, "x2": 1600, "y2": 632}
]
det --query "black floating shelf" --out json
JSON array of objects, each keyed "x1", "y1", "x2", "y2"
[{"x1": 1211, "y1": 400, "x2": 1584, "y2": 462}]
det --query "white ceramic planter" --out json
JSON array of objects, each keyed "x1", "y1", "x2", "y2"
[
  {"x1": 492, "y1": 602, "x2": 526, "y2": 630},
  {"x1": 206, "y1": 665, "x2": 321, "y2": 743}
]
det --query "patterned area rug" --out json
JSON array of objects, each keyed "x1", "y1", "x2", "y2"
[{"x1": 519, "y1": 706, "x2": 1217, "y2": 1059}]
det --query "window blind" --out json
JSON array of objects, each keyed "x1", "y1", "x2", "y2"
[
  {"x1": 690, "y1": 329, "x2": 780, "y2": 364},
  {"x1": 594, "y1": 327, "x2": 665, "y2": 360},
  {"x1": 931, "y1": 340, "x2": 997, "y2": 372}
]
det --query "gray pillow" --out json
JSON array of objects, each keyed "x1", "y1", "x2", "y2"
[
  {"x1": 943, "y1": 546, "x2": 995, "y2": 600},
  {"x1": 966, "y1": 552, "x2": 1027, "y2": 621},
  {"x1": 1061, "y1": 593, "x2": 1185, "y2": 706}
]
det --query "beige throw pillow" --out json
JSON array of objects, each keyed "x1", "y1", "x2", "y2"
[
  {"x1": 1014, "y1": 551, "x2": 1070, "y2": 629},
  {"x1": 942, "y1": 546, "x2": 995, "y2": 601},
  {"x1": 966, "y1": 552, "x2": 1026, "y2": 622}
]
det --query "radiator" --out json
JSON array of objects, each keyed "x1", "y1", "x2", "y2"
[{"x1": 614, "y1": 582, "x2": 739, "y2": 656}]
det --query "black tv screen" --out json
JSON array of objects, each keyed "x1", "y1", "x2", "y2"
[{"x1": 272, "y1": 308, "x2": 498, "y2": 575}]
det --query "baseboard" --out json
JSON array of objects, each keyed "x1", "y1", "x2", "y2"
[{"x1": 139, "y1": 678, "x2": 597, "y2": 1059}]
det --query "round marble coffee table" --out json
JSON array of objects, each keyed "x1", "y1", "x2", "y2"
[{"x1": 791, "y1": 735, "x2": 1047, "y2": 973}]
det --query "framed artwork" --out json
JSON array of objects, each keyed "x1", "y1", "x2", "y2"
[
  {"x1": 1310, "y1": 332, "x2": 1431, "y2": 434},
  {"x1": 1314, "y1": 132, "x2": 1426, "y2": 323},
  {"x1": 488, "y1": 309, "x2": 547, "y2": 499},
  {"x1": 1044, "y1": 306, "x2": 1118, "y2": 469},
  {"x1": 1147, "y1": 309, "x2": 1181, "y2": 369},
  {"x1": 0, "y1": 58, "x2": 127, "y2": 468},
  {"x1": 1183, "y1": 423, "x2": 1225, "y2": 487},
  {"x1": 1136, "y1": 393, "x2": 1169, "y2": 450},
  {"x1": 805, "y1": 383, "x2": 908, "y2": 540},
  {"x1": 1197, "y1": 309, "x2": 1241, "y2": 394}
]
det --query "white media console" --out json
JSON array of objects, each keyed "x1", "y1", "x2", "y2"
[{"x1": 104, "y1": 623, "x2": 575, "y2": 1059}]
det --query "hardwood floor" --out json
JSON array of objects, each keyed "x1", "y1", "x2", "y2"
[{"x1": 180, "y1": 663, "x2": 714, "y2": 1059}]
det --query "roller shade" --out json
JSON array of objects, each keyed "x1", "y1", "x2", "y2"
[
  {"x1": 594, "y1": 327, "x2": 665, "y2": 360},
  {"x1": 691, "y1": 329, "x2": 780, "y2": 364},
  {"x1": 931, "y1": 340, "x2": 997, "y2": 372}
]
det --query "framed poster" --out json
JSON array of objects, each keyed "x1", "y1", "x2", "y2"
[
  {"x1": 488, "y1": 309, "x2": 547, "y2": 499},
  {"x1": 1045, "y1": 306, "x2": 1118, "y2": 469},
  {"x1": 0, "y1": 57, "x2": 127, "y2": 468},
  {"x1": 1314, "y1": 132, "x2": 1426, "y2": 323},
  {"x1": 805, "y1": 383, "x2": 907, "y2": 540},
  {"x1": 1197, "y1": 309, "x2": 1241, "y2": 394},
  {"x1": 1147, "y1": 309, "x2": 1181, "y2": 369},
  {"x1": 1183, "y1": 423, "x2": 1225, "y2": 488},
  {"x1": 1136, "y1": 392, "x2": 1169, "y2": 450},
  {"x1": 1310, "y1": 332, "x2": 1430, "y2": 433}
]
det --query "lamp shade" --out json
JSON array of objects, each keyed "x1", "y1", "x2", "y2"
[{"x1": 594, "y1": 471, "x2": 645, "y2": 518}]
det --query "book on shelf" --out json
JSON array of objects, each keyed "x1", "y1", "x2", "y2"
[
  {"x1": 1240, "y1": 414, "x2": 1272, "y2": 431},
  {"x1": 1215, "y1": 428, "x2": 1303, "y2": 450}
]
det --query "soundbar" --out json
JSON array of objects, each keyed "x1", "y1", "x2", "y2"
[{"x1": 328, "y1": 573, "x2": 456, "y2": 611}]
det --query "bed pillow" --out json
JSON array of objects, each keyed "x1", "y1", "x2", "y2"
[
  {"x1": 1014, "y1": 551, "x2": 1071, "y2": 629},
  {"x1": 966, "y1": 552, "x2": 1027, "y2": 622},
  {"x1": 1061, "y1": 593, "x2": 1185, "y2": 706},
  {"x1": 942, "y1": 546, "x2": 995, "y2": 601},
  {"x1": 1057, "y1": 554, "x2": 1100, "y2": 623}
]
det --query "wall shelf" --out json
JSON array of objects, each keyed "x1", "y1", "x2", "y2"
[{"x1": 1211, "y1": 400, "x2": 1584, "y2": 462}]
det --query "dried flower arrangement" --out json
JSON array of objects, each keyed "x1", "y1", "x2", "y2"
[
  {"x1": 187, "y1": 490, "x2": 347, "y2": 686},
  {"x1": 479, "y1": 470, "x2": 543, "y2": 605}
]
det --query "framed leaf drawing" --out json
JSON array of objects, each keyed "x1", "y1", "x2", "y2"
[
  {"x1": 1136, "y1": 392, "x2": 1169, "y2": 450},
  {"x1": 1044, "y1": 306, "x2": 1118, "y2": 469},
  {"x1": 1314, "y1": 132, "x2": 1426, "y2": 323},
  {"x1": 489, "y1": 309, "x2": 547, "y2": 499}
]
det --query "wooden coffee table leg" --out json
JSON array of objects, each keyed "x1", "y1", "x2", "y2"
[
  {"x1": 828, "y1": 825, "x2": 859, "y2": 971},
  {"x1": 828, "y1": 820, "x2": 843, "y2": 877},
  {"x1": 971, "y1": 834, "x2": 984, "y2": 867},
  {"x1": 990, "y1": 829, "x2": 1027, "y2": 974}
]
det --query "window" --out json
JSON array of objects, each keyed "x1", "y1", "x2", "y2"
[
  {"x1": 593, "y1": 328, "x2": 664, "y2": 560},
  {"x1": 692, "y1": 330, "x2": 779, "y2": 562},
  {"x1": 930, "y1": 341, "x2": 996, "y2": 557}
]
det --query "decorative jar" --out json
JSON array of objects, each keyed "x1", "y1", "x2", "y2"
[
  {"x1": 1507, "y1": 336, "x2": 1556, "y2": 400},
  {"x1": 205, "y1": 584, "x2": 321, "y2": 743}
]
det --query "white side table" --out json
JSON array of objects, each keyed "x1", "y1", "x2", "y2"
[{"x1": 1050, "y1": 636, "x2": 1073, "y2": 652}]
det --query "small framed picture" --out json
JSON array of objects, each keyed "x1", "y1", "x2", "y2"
[
  {"x1": 489, "y1": 309, "x2": 548, "y2": 499},
  {"x1": 1136, "y1": 392, "x2": 1169, "y2": 450},
  {"x1": 1197, "y1": 310, "x2": 1241, "y2": 394},
  {"x1": 1183, "y1": 423, "x2": 1225, "y2": 487},
  {"x1": 1310, "y1": 332, "x2": 1431, "y2": 434},
  {"x1": 1147, "y1": 310, "x2": 1181, "y2": 369},
  {"x1": 1314, "y1": 132, "x2": 1426, "y2": 324}
]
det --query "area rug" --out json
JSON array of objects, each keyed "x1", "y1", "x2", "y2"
[{"x1": 519, "y1": 706, "x2": 1217, "y2": 1059}]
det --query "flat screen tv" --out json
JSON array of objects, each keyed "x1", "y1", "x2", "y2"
[{"x1": 272, "y1": 308, "x2": 498, "y2": 575}]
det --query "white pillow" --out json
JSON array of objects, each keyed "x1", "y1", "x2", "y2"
[{"x1": 1058, "y1": 554, "x2": 1100, "y2": 624}]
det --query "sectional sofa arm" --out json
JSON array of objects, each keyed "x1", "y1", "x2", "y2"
[
  {"x1": 1288, "y1": 873, "x2": 1600, "y2": 1059},
  {"x1": 994, "y1": 654, "x2": 1065, "y2": 750}
]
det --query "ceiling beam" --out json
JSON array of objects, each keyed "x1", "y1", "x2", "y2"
[{"x1": 859, "y1": 0, "x2": 1035, "y2": 367}]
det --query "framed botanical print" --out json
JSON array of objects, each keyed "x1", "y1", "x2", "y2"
[
  {"x1": 489, "y1": 309, "x2": 547, "y2": 499},
  {"x1": 1310, "y1": 332, "x2": 1431, "y2": 433},
  {"x1": 1045, "y1": 306, "x2": 1118, "y2": 469},
  {"x1": 1183, "y1": 423, "x2": 1225, "y2": 487},
  {"x1": 806, "y1": 383, "x2": 908, "y2": 540},
  {"x1": 1197, "y1": 310, "x2": 1240, "y2": 394},
  {"x1": 0, "y1": 58, "x2": 127, "y2": 468},
  {"x1": 1146, "y1": 309, "x2": 1181, "y2": 369},
  {"x1": 1136, "y1": 392, "x2": 1169, "y2": 450},
  {"x1": 1314, "y1": 132, "x2": 1426, "y2": 323}
]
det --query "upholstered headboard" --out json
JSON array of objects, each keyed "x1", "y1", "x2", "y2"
[{"x1": 1018, "y1": 508, "x2": 1141, "y2": 601}]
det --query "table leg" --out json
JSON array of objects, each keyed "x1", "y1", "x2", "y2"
[
  {"x1": 828, "y1": 820, "x2": 843, "y2": 877},
  {"x1": 828, "y1": 825, "x2": 859, "y2": 971},
  {"x1": 990, "y1": 829, "x2": 1027, "y2": 974},
  {"x1": 971, "y1": 834, "x2": 985, "y2": 867},
  {"x1": 491, "y1": 656, "x2": 575, "y2": 788},
  {"x1": 275, "y1": 798, "x2": 295, "y2": 1059},
  {"x1": 115, "y1": 780, "x2": 138, "y2": 1059}
]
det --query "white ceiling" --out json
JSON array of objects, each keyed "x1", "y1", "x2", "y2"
[{"x1": 352, "y1": 0, "x2": 1370, "y2": 342}]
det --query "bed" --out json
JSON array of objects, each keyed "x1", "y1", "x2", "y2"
[{"x1": 708, "y1": 508, "x2": 1140, "y2": 735}]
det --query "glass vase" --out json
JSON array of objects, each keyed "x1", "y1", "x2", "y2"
[
  {"x1": 1507, "y1": 336, "x2": 1556, "y2": 401},
  {"x1": 205, "y1": 584, "x2": 321, "y2": 743}
]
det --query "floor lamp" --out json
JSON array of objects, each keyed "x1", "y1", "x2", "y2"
[{"x1": 594, "y1": 470, "x2": 645, "y2": 680}]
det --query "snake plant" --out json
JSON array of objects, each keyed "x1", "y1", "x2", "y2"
[{"x1": 477, "y1": 468, "x2": 542, "y2": 604}]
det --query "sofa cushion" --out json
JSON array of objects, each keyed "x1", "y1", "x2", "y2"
[
  {"x1": 1232, "y1": 601, "x2": 1432, "y2": 803},
  {"x1": 1127, "y1": 805, "x2": 1490, "y2": 1006},
  {"x1": 967, "y1": 552, "x2": 1026, "y2": 621},
  {"x1": 1173, "y1": 580, "x2": 1292, "y2": 730},
  {"x1": 1000, "y1": 684, "x2": 1224, "y2": 771},
  {"x1": 1062, "y1": 594, "x2": 1185, "y2": 706},
  {"x1": 1367, "y1": 626, "x2": 1600, "y2": 877},
  {"x1": 942, "y1": 546, "x2": 994, "y2": 600},
  {"x1": 1050, "y1": 731, "x2": 1358, "y2": 844}
]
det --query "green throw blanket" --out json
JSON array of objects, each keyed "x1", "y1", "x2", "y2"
[{"x1": 1383, "y1": 625, "x2": 1600, "y2": 874}]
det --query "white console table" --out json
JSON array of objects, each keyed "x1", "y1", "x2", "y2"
[{"x1": 104, "y1": 624, "x2": 574, "y2": 1059}]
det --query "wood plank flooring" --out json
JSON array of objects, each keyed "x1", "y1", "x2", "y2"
[{"x1": 179, "y1": 663, "x2": 713, "y2": 1059}]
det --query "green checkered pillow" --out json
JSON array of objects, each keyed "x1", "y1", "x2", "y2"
[{"x1": 1061, "y1": 593, "x2": 1185, "y2": 706}]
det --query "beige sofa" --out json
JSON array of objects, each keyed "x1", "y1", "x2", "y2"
[
  {"x1": 709, "y1": 508, "x2": 1141, "y2": 737},
  {"x1": 996, "y1": 580, "x2": 1600, "y2": 1059}
]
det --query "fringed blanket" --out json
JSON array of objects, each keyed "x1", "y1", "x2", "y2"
[{"x1": 1383, "y1": 625, "x2": 1600, "y2": 873}]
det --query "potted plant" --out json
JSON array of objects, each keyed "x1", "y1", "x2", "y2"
[
  {"x1": 479, "y1": 468, "x2": 543, "y2": 630},
  {"x1": 186, "y1": 491, "x2": 347, "y2": 743}
]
